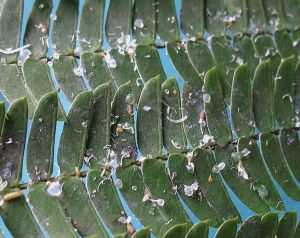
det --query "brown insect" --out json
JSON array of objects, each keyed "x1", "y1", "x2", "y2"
[
  {"x1": 116, "y1": 126, "x2": 124, "y2": 134},
  {"x1": 208, "y1": 174, "x2": 214, "y2": 183}
]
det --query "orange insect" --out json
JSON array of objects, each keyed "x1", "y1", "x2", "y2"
[{"x1": 208, "y1": 174, "x2": 214, "y2": 183}]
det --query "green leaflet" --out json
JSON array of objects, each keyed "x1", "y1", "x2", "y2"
[
  {"x1": 210, "y1": 36, "x2": 237, "y2": 102},
  {"x1": 186, "y1": 40, "x2": 215, "y2": 82},
  {"x1": 23, "y1": 58, "x2": 65, "y2": 120},
  {"x1": 238, "y1": 137, "x2": 284, "y2": 210},
  {"x1": 162, "y1": 223, "x2": 189, "y2": 238},
  {"x1": 215, "y1": 144, "x2": 270, "y2": 214},
  {"x1": 260, "y1": 212, "x2": 279, "y2": 238},
  {"x1": 132, "y1": 227, "x2": 150, "y2": 238},
  {"x1": 226, "y1": 0, "x2": 248, "y2": 34},
  {"x1": 260, "y1": 133, "x2": 300, "y2": 201},
  {"x1": 168, "y1": 154, "x2": 223, "y2": 227},
  {"x1": 52, "y1": 0, "x2": 78, "y2": 55},
  {"x1": 193, "y1": 148, "x2": 240, "y2": 221},
  {"x1": 133, "y1": 0, "x2": 156, "y2": 45},
  {"x1": 295, "y1": 221, "x2": 300, "y2": 238},
  {"x1": 295, "y1": 61, "x2": 300, "y2": 124},
  {"x1": 28, "y1": 183, "x2": 77, "y2": 238},
  {"x1": 79, "y1": 0, "x2": 105, "y2": 52},
  {"x1": 135, "y1": 45, "x2": 166, "y2": 82},
  {"x1": 87, "y1": 170, "x2": 127, "y2": 235},
  {"x1": 204, "y1": 68, "x2": 232, "y2": 147},
  {"x1": 214, "y1": 217, "x2": 238, "y2": 238},
  {"x1": 0, "y1": 64, "x2": 36, "y2": 117},
  {"x1": 0, "y1": 189, "x2": 43, "y2": 238},
  {"x1": 231, "y1": 64, "x2": 256, "y2": 137},
  {"x1": 58, "y1": 91, "x2": 93, "y2": 176},
  {"x1": 274, "y1": 30, "x2": 296, "y2": 58},
  {"x1": 236, "y1": 215, "x2": 262, "y2": 238},
  {"x1": 281, "y1": 0, "x2": 300, "y2": 29},
  {"x1": 27, "y1": 92, "x2": 58, "y2": 181},
  {"x1": 205, "y1": 0, "x2": 225, "y2": 36},
  {"x1": 252, "y1": 60, "x2": 275, "y2": 132},
  {"x1": 137, "y1": 75, "x2": 163, "y2": 158},
  {"x1": 247, "y1": 0, "x2": 267, "y2": 33},
  {"x1": 156, "y1": 0, "x2": 179, "y2": 43},
  {"x1": 276, "y1": 212, "x2": 297, "y2": 238},
  {"x1": 162, "y1": 78, "x2": 186, "y2": 153},
  {"x1": 81, "y1": 52, "x2": 112, "y2": 89},
  {"x1": 52, "y1": 56, "x2": 85, "y2": 102},
  {"x1": 105, "y1": 0, "x2": 132, "y2": 48},
  {"x1": 262, "y1": 0, "x2": 286, "y2": 31},
  {"x1": 274, "y1": 56, "x2": 296, "y2": 128},
  {"x1": 86, "y1": 83, "x2": 112, "y2": 168},
  {"x1": 111, "y1": 81, "x2": 136, "y2": 166},
  {"x1": 116, "y1": 166, "x2": 169, "y2": 236},
  {"x1": 279, "y1": 128, "x2": 300, "y2": 182},
  {"x1": 59, "y1": 177, "x2": 109, "y2": 237},
  {"x1": 167, "y1": 42, "x2": 203, "y2": 87},
  {"x1": 180, "y1": 0, "x2": 204, "y2": 38},
  {"x1": 185, "y1": 220, "x2": 209, "y2": 238},
  {"x1": 0, "y1": 0, "x2": 23, "y2": 63},
  {"x1": 142, "y1": 159, "x2": 191, "y2": 236},
  {"x1": 0, "y1": 97, "x2": 27, "y2": 186},
  {"x1": 23, "y1": 0, "x2": 52, "y2": 59}
]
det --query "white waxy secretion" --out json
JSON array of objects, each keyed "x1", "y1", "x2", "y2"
[
  {"x1": 134, "y1": 19, "x2": 144, "y2": 29},
  {"x1": 47, "y1": 181, "x2": 62, "y2": 196}
]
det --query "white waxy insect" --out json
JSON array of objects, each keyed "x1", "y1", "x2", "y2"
[
  {"x1": 47, "y1": 181, "x2": 62, "y2": 196},
  {"x1": 212, "y1": 162, "x2": 226, "y2": 173},
  {"x1": 125, "y1": 93, "x2": 135, "y2": 104},
  {"x1": 134, "y1": 19, "x2": 144, "y2": 29},
  {"x1": 258, "y1": 184, "x2": 268, "y2": 198},
  {"x1": 114, "y1": 179, "x2": 123, "y2": 189},
  {"x1": 132, "y1": 186, "x2": 137, "y2": 191},
  {"x1": 118, "y1": 216, "x2": 131, "y2": 224},
  {"x1": 0, "y1": 196, "x2": 3, "y2": 206},
  {"x1": 143, "y1": 105, "x2": 152, "y2": 111},
  {"x1": 237, "y1": 162, "x2": 249, "y2": 180},
  {"x1": 190, "y1": 181, "x2": 198, "y2": 191},
  {"x1": 155, "y1": 199, "x2": 165, "y2": 207},
  {"x1": 73, "y1": 66, "x2": 84, "y2": 76},
  {"x1": 184, "y1": 185, "x2": 193, "y2": 197}
]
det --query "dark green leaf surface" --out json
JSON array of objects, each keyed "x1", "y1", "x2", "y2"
[
  {"x1": 204, "y1": 68, "x2": 232, "y2": 147},
  {"x1": 142, "y1": 159, "x2": 191, "y2": 234},
  {"x1": 27, "y1": 92, "x2": 57, "y2": 181},
  {"x1": 276, "y1": 212, "x2": 297, "y2": 238},
  {"x1": 58, "y1": 91, "x2": 93, "y2": 175},
  {"x1": 260, "y1": 212, "x2": 279, "y2": 238},
  {"x1": 168, "y1": 154, "x2": 223, "y2": 227},
  {"x1": 0, "y1": 190, "x2": 43, "y2": 238},
  {"x1": 0, "y1": 64, "x2": 36, "y2": 117},
  {"x1": 0, "y1": 98, "x2": 27, "y2": 186},
  {"x1": 185, "y1": 221, "x2": 209, "y2": 238},
  {"x1": 260, "y1": 133, "x2": 300, "y2": 201},
  {"x1": 230, "y1": 64, "x2": 255, "y2": 137},
  {"x1": 252, "y1": 60, "x2": 275, "y2": 132},
  {"x1": 274, "y1": 56, "x2": 296, "y2": 128},
  {"x1": 53, "y1": 56, "x2": 85, "y2": 102},
  {"x1": 133, "y1": 0, "x2": 156, "y2": 45},
  {"x1": 87, "y1": 170, "x2": 127, "y2": 235},
  {"x1": 28, "y1": 183, "x2": 77, "y2": 238},
  {"x1": 137, "y1": 76, "x2": 162, "y2": 158},
  {"x1": 226, "y1": 0, "x2": 248, "y2": 34},
  {"x1": 52, "y1": 0, "x2": 78, "y2": 55},
  {"x1": 0, "y1": 0, "x2": 23, "y2": 63},
  {"x1": 23, "y1": 0, "x2": 51, "y2": 59},
  {"x1": 111, "y1": 81, "x2": 136, "y2": 166},
  {"x1": 156, "y1": 0, "x2": 179, "y2": 43},
  {"x1": 193, "y1": 148, "x2": 240, "y2": 220},
  {"x1": 186, "y1": 40, "x2": 215, "y2": 82},
  {"x1": 181, "y1": 0, "x2": 204, "y2": 38},
  {"x1": 295, "y1": 61, "x2": 300, "y2": 125},
  {"x1": 116, "y1": 166, "x2": 168, "y2": 236},
  {"x1": 282, "y1": 0, "x2": 300, "y2": 29},
  {"x1": 23, "y1": 58, "x2": 65, "y2": 120},
  {"x1": 162, "y1": 78, "x2": 186, "y2": 153},
  {"x1": 279, "y1": 128, "x2": 300, "y2": 182},
  {"x1": 135, "y1": 45, "x2": 166, "y2": 82},
  {"x1": 105, "y1": 0, "x2": 132, "y2": 48},
  {"x1": 215, "y1": 144, "x2": 270, "y2": 214},
  {"x1": 181, "y1": 82, "x2": 208, "y2": 148},
  {"x1": 295, "y1": 221, "x2": 300, "y2": 238},
  {"x1": 205, "y1": 0, "x2": 225, "y2": 36},
  {"x1": 86, "y1": 83, "x2": 112, "y2": 168},
  {"x1": 167, "y1": 42, "x2": 202, "y2": 87},
  {"x1": 79, "y1": 0, "x2": 105, "y2": 52},
  {"x1": 0, "y1": 102, "x2": 5, "y2": 133},
  {"x1": 274, "y1": 30, "x2": 296, "y2": 58},
  {"x1": 162, "y1": 223, "x2": 188, "y2": 238},
  {"x1": 59, "y1": 176, "x2": 109, "y2": 237},
  {"x1": 81, "y1": 52, "x2": 112, "y2": 89},
  {"x1": 247, "y1": 0, "x2": 267, "y2": 33},
  {"x1": 262, "y1": 0, "x2": 286, "y2": 31},
  {"x1": 238, "y1": 137, "x2": 284, "y2": 210},
  {"x1": 214, "y1": 217, "x2": 238, "y2": 238},
  {"x1": 132, "y1": 227, "x2": 150, "y2": 238},
  {"x1": 236, "y1": 215, "x2": 262, "y2": 238}
]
